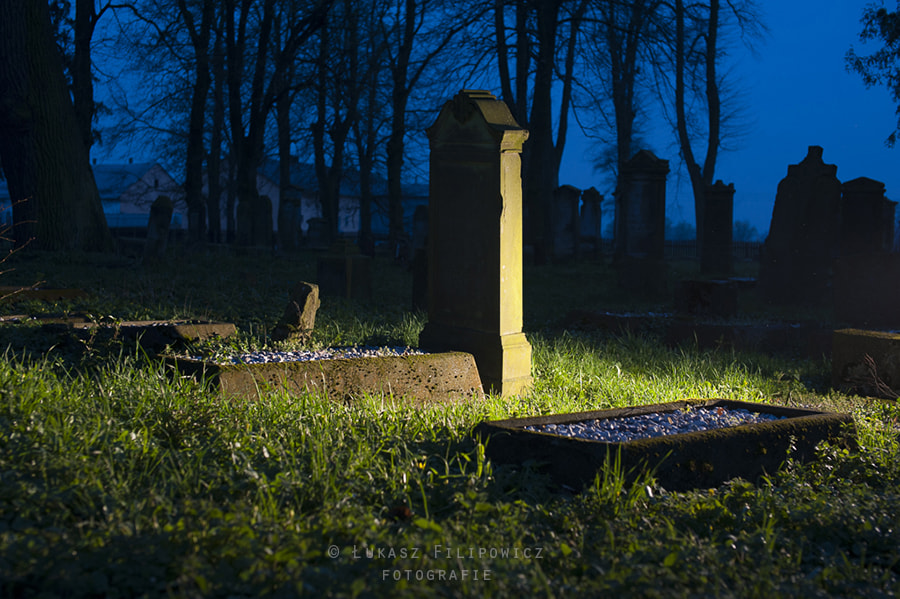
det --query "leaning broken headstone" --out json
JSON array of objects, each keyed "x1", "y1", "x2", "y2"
[{"x1": 271, "y1": 281, "x2": 320, "y2": 342}]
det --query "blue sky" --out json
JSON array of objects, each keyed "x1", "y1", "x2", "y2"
[{"x1": 559, "y1": 0, "x2": 900, "y2": 236}]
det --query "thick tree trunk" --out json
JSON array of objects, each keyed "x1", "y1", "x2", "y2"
[
  {"x1": 524, "y1": 0, "x2": 561, "y2": 265},
  {"x1": 0, "y1": 1, "x2": 111, "y2": 251},
  {"x1": 178, "y1": 0, "x2": 213, "y2": 244}
]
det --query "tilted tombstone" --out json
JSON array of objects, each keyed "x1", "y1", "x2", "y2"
[
  {"x1": 759, "y1": 146, "x2": 842, "y2": 305},
  {"x1": 614, "y1": 150, "x2": 669, "y2": 295},
  {"x1": 700, "y1": 180, "x2": 735, "y2": 276},
  {"x1": 580, "y1": 187, "x2": 603, "y2": 259},
  {"x1": 144, "y1": 195, "x2": 173, "y2": 261},
  {"x1": 418, "y1": 90, "x2": 532, "y2": 397},
  {"x1": 552, "y1": 185, "x2": 580, "y2": 261}
]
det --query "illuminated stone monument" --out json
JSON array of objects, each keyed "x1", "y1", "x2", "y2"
[{"x1": 418, "y1": 90, "x2": 532, "y2": 397}]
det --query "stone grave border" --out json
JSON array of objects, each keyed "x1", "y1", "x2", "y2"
[
  {"x1": 166, "y1": 350, "x2": 484, "y2": 405},
  {"x1": 475, "y1": 398, "x2": 855, "y2": 492}
]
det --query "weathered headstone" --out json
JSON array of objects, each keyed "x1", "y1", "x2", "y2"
[
  {"x1": 580, "y1": 187, "x2": 603, "y2": 259},
  {"x1": 833, "y1": 176, "x2": 900, "y2": 327},
  {"x1": 316, "y1": 239, "x2": 372, "y2": 300},
  {"x1": 552, "y1": 185, "x2": 580, "y2": 261},
  {"x1": 418, "y1": 89, "x2": 532, "y2": 397},
  {"x1": 759, "y1": 146, "x2": 842, "y2": 305},
  {"x1": 271, "y1": 281, "x2": 320, "y2": 342},
  {"x1": 700, "y1": 180, "x2": 735, "y2": 276},
  {"x1": 278, "y1": 189, "x2": 304, "y2": 250},
  {"x1": 305, "y1": 217, "x2": 329, "y2": 250},
  {"x1": 840, "y1": 177, "x2": 896, "y2": 255},
  {"x1": 237, "y1": 195, "x2": 274, "y2": 247},
  {"x1": 614, "y1": 150, "x2": 669, "y2": 295},
  {"x1": 144, "y1": 195, "x2": 173, "y2": 261}
]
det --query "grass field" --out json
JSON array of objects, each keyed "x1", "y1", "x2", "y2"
[{"x1": 0, "y1": 246, "x2": 898, "y2": 597}]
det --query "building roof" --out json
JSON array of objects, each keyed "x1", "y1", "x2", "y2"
[{"x1": 258, "y1": 158, "x2": 428, "y2": 199}]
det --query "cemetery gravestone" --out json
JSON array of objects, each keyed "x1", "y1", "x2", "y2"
[
  {"x1": 840, "y1": 177, "x2": 896, "y2": 255},
  {"x1": 144, "y1": 195, "x2": 173, "y2": 260},
  {"x1": 271, "y1": 281, "x2": 320, "y2": 342},
  {"x1": 552, "y1": 185, "x2": 580, "y2": 261},
  {"x1": 759, "y1": 146, "x2": 842, "y2": 305},
  {"x1": 418, "y1": 89, "x2": 533, "y2": 397},
  {"x1": 700, "y1": 181, "x2": 735, "y2": 276},
  {"x1": 580, "y1": 187, "x2": 603, "y2": 259},
  {"x1": 614, "y1": 150, "x2": 669, "y2": 295},
  {"x1": 833, "y1": 176, "x2": 899, "y2": 327}
]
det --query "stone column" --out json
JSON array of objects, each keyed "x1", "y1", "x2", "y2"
[
  {"x1": 418, "y1": 90, "x2": 532, "y2": 397},
  {"x1": 700, "y1": 180, "x2": 735, "y2": 276}
]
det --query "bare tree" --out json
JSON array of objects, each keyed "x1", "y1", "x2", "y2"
[
  {"x1": 657, "y1": 0, "x2": 763, "y2": 244},
  {"x1": 494, "y1": 0, "x2": 589, "y2": 264}
]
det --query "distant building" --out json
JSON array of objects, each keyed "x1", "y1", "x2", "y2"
[
  {"x1": 205, "y1": 157, "x2": 429, "y2": 238},
  {"x1": 0, "y1": 160, "x2": 186, "y2": 231},
  {"x1": 95, "y1": 161, "x2": 186, "y2": 230}
]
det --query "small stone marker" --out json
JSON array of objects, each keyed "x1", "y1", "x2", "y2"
[
  {"x1": 144, "y1": 195, "x2": 173, "y2": 260},
  {"x1": 700, "y1": 181, "x2": 735, "y2": 276},
  {"x1": 580, "y1": 187, "x2": 603, "y2": 259},
  {"x1": 759, "y1": 146, "x2": 842, "y2": 305},
  {"x1": 418, "y1": 90, "x2": 533, "y2": 397},
  {"x1": 271, "y1": 282, "x2": 320, "y2": 342},
  {"x1": 552, "y1": 185, "x2": 580, "y2": 261}
]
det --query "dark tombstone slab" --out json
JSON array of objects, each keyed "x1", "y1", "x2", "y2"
[
  {"x1": 278, "y1": 189, "x2": 303, "y2": 250},
  {"x1": 700, "y1": 181, "x2": 734, "y2": 276},
  {"x1": 316, "y1": 240, "x2": 372, "y2": 300},
  {"x1": 614, "y1": 150, "x2": 669, "y2": 295},
  {"x1": 417, "y1": 89, "x2": 532, "y2": 397},
  {"x1": 144, "y1": 195, "x2": 173, "y2": 261},
  {"x1": 552, "y1": 185, "x2": 580, "y2": 261},
  {"x1": 580, "y1": 187, "x2": 603, "y2": 259},
  {"x1": 840, "y1": 177, "x2": 896, "y2": 255},
  {"x1": 759, "y1": 146, "x2": 842, "y2": 305},
  {"x1": 305, "y1": 217, "x2": 330, "y2": 250},
  {"x1": 236, "y1": 194, "x2": 274, "y2": 247}
]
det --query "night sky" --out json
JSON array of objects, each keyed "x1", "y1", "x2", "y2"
[{"x1": 560, "y1": 0, "x2": 900, "y2": 237}]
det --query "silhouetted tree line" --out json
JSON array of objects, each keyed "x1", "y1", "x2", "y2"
[{"x1": 1, "y1": 0, "x2": 771, "y2": 255}]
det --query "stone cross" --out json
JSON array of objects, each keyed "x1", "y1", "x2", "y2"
[{"x1": 418, "y1": 90, "x2": 532, "y2": 397}]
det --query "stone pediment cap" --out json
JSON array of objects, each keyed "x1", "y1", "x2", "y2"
[
  {"x1": 427, "y1": 90, "x2": 528, "y2": 147},
  {"x1": 788, "y1": 145, "x2": 837, "y2": 178},
  {"x1": 624, "y1": 149, "x2": 669, "y2": 172},
  {"x1": 842, "y1": 176, "x2": 886, "y2": 193}
]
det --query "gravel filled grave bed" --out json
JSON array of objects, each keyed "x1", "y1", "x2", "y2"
[{"x1": 524, "y1": 406, "x2": 785, "y2": 443}]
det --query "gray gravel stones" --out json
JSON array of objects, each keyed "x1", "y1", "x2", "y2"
[
  {"x1": 524, "y1": 407, "x2": 785, "y2": 443},
  {"x1": 205, "y1": 346, "x2": 426, "y2": 365}
]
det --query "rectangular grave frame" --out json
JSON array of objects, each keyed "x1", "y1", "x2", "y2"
[
  {"x1": 474, "y1": 399, "x2": 855, "y2": 491},
  {"x1": 166, "y1": 350, "x2": 484, "y2": 406}
]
